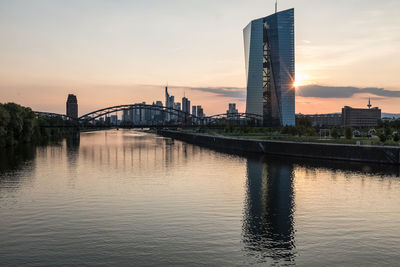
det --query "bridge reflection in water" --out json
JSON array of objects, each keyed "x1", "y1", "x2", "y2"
[{"x1": 243, "y1": 158, "x2": 296, "y2": 264}]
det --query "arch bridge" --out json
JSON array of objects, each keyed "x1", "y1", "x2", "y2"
[
  {"x1": 35, "y1": 104, "x2": 263, "y2": 127},
  {"x1": 35, "y1": 111, "x2": 75, "y2": 121},
  {"x1": 79, "y1": 103, "x2": 198, "y2": 123}
]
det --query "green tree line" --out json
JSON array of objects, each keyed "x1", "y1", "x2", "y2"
[{"x1": 0, "y1": 103, "x2": 76, "y2": 147}]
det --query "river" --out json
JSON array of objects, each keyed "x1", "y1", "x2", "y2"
[{"x1": 1, "y1": 130, "x2": 400, "y2": 266}]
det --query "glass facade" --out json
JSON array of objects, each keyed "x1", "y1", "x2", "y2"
[{"x1": 244, "y1": 9, "x2": 295, "y2": 126}]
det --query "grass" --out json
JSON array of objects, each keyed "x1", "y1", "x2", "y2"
[{"x1": 180, "y1": 129, "x2": 400, "y2": 146}]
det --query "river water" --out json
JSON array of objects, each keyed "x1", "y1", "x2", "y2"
[{"x1": 1, "y1": 130, "x2": 400, "y2": 266}]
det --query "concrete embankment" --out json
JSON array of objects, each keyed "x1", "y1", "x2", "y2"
[{"x1": 159, "y1": 130, "x2": 400, "y2": 165}]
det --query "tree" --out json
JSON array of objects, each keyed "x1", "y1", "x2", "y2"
[
  {"x1": 0, "y1": 102, "x2": 73, "y2": 147},
  {"x1": 344, "y1": 126, "x2": 353, "y2": 139},
  {"x1": 331, "y1": 127, "x2": 339, "y2": 139},
  {"x1": 378, "y1": 133, "x2": 387, "y2": 143},
  {"x1": 384, "y1": 126, "x2": 392, "y2": 139},
  {"x1": 297, "y1": 116, "x2": 312, "y2": 128},
  {"x1": 281, "y1": 126, "x2": 289, "y2": 134},
  {"x1": 0, "y1": 104, "x2": 11, "y2": 147},
  {"x1": 393, "y1": 133, "x2": 399, "y2": 142}
]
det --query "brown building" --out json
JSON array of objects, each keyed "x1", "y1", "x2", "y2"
[
  {"x1": 66, "y1": 94, "x2": 78, "y2": 119},
  {"x1": 342, "y1": 106, "x2": 381, "y2": 127}
]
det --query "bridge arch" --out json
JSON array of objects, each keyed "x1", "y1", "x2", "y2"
[
  {"x1": 79, "y1": 103, "x2": 200, "y2": 123},
  {"x1": 35, "y1": 106, "x2": 264, "y2": 127}
]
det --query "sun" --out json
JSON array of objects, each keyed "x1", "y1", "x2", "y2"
[{"x1": 293, "y1": 73, "x2": 309, "y2": 88}]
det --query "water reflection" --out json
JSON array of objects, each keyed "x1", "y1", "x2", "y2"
[
  {"x1": 0, "y1": 144, "x2": 35, "y2": 174},
  {"x1": 1, "y1": 130, "x2": 400, "y2": 266},
  {"x1": 76, "y1": 131, "x2": 211, "y2": 173},
  {"x1": 243, "y1": 157, "x2": 296, "y2": 264},
  {"x1": 289, "y1": 157, "x2": 400, "y2": 178},
  {"x1": 66, "y1": 131, "x2": 80, "y2": 188}
]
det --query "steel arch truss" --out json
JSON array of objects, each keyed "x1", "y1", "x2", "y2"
[
  {"x1": 35, "y1": 106, "x2": 264, "y2": 127},
  {"x1": 35, "y1": 111, "x2": 75, "y2": 121},
  {"x1": 79, "y1": 104, "x2": 199, "y2": 123}
]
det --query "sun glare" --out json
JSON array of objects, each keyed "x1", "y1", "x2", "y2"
[{"x1": 293, "y1": 73, "x2": 309, "y2": 88}]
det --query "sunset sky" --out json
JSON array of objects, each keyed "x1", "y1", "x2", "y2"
[{"x1": 1, "y1": 0, "x2": 399, "y2": 116}]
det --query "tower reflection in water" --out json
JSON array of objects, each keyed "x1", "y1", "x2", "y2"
[
  {"x1": 66, "y1": 131, "x2": 80, "y2": 166},
  {"x1": 243, "y1": 157, "x2": 296, "y2": 264}
]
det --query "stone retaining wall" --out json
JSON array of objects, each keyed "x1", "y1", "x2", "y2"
[{"x1": 159, "y1": 130, "x2": 400, "y2": 165}]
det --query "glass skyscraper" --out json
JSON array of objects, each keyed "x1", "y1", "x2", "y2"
[{"x1": 243, "y1": 8, "x2": 295, "y2": 126}]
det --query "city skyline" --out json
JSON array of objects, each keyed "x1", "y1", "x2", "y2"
[{"x1": 1, "y1": 0, "x2": 400, "y2": 115}]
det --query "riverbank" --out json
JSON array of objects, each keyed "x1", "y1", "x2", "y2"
[{"x1": 159, "y1": 130, "x2": 400, "y2": 165}]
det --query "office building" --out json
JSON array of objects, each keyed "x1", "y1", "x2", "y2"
[
  {"x1": 129, "y1": 107, "x2": 134, "y2": 122},
  {"x1": 192, "y1": 106, "x2": 197, "y2": 116},
  {"x1": 227, "y1": 103, "x2": 239, "y2": 118},
  {"x1": 110, "y1": 114, "x2": 118, "y2": 125},
  {"x1": 197, "y1": 105, "x2": 204, "y2": 118},
  {"x1": 122, "y1": 110, "x2": 130, "y2": 122},
  {"x1": 152, "y1": 101, "x2": 163, "y2": 122},
  {"x1": 66, "y1": 94, "x2": 78, "y2": 119},
  {"x1": 165, "y1": 86, "x2": 174, "y2": 121},
  {"x1": 182, "y1": 97, "x2": 191, "y2": 114},
  {"x1": 243, "y1": 8, "x2": 295, "y2": 126},
  {"x1": 165, "y1": 86, "x2": 173, "y2": 108},
  {"x1": 342, "y1": 106, "x2": 381, "y2": 127}
]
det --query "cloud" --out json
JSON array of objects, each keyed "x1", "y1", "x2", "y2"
[
  {"x1": 184, "y1": 84, "x2": 400, "y2": 101},
  {"x1": 171, "y1": 84, "x2": 400, "y2": 102},
  {"x1": 297, "y1": 85, "x2": 400, "y2": 98},
  {"x1": 170, "y1": 86, "x2": 246, "y2": 101}
]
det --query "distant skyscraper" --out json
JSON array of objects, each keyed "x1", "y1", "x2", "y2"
[
  {"x1": 165, "y1": 86, "x2": 170, "y2": 108},
  {"x1": 129, "y1": 108, "x2": 134, "y2": 122},
  {"x1": 66, "y1": 94, "x2": 78, "y2": 119},
  {"x1": 110, "y1": 114, "x2": 118, "y2": 125},
  {"x1": 182, "y1": 97, "x2": 191, "y2": 114},
  {"x1": 154, "y1": 101, "x2": 163, "y2": 121},
  {"x1": 192, "y1": 106, "x2": 197, "y2": 116},
  {"x1": 165, "y1": 86, "x2": 175, "y2": 121},
  {"x1": 197, "y1": 105, "x2": 204, "y2": 118},
  {"x1": 165, "y1": 86, "x2": 175, "y2": 108},
  {"x1": 244, "y1": 8, "x2": 295, "y2": 126},
  {"x1": 227, "y1": 103, "x2": 238, "y2": 118},
  {"x1": 122, "y1": 109, "x2": 130, "y2": 121}
]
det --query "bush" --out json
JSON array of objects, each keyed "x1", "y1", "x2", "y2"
[
  {"x1": 288, "y1": 126, "x2": 298, "y2": 136},
  {"x1": 344, "y1": 126, "x2": 353, "y2": 139},
  {"x1": 281, "y1": 126, "x2": 289, "y2": 134},
  {"x1": 393, "y1": 133, "x2": 399, "y2": 142},
  {"x1": 296, "y1": 116, "x2": 312, "y2": 128},
  {"x1": 378, "y1": 133, "x2": 387, "y2": 143},
  {"x1": 224, "y1": 124, "x2": 233, "y2": 133},
  {"x1": 305, "y1": 127, "x2": 317, "y2": 136},
  {"x1": 331, "y1": 127, "x2": 339, "y2": 139},
  {"x1": 384, "y1": 127, "x2": 392, "y2": 139}
]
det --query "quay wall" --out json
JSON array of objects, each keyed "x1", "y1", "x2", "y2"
[{"x1": 159, "y1": 130, "x2": 400, "y2": 165}]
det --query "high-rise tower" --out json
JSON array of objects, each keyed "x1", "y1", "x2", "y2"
[
  {"x1": 66, "y1": 94, "x2": 78, "y2": 119},
  {"x1": 244, "y1": 8, "x2": 295, "y2": 126}
]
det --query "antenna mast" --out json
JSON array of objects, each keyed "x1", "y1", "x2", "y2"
[{"x1": 275, "y1": 0, "x2": 278, "y2": 13}]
